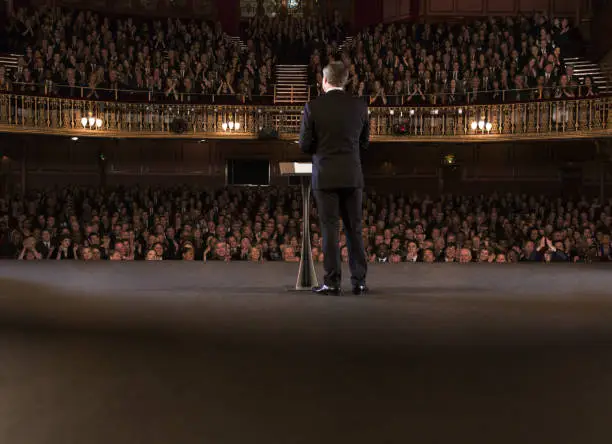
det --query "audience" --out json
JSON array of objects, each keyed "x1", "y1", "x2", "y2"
[
  {"x1": 1, "y1": 186, "x2": 611, "y2": 264},
  {"x1": 2, "y1": 6, "x2": 276, "y2": 103},
  {"x1": 311, "y1": 14, "x2": 596, "y2": 104},
  {"x1": 244, "y1": 11, "x2": 345, "y2": 65},
  {"x1": 1, "y1": 5, "x2": 600, "y2": 107}
]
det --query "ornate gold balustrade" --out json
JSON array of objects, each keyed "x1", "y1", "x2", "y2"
[{"x1": 0, "y1": 93, "x2": 610, "y2": 142}]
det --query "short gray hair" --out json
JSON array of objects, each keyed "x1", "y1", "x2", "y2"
[{"x1": 323, "y1": 61, "x2": 349, "y2": 88}]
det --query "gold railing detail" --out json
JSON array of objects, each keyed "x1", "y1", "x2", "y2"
[{"x1": 0, "y1": 93, "x2": 610, "y2": 141}]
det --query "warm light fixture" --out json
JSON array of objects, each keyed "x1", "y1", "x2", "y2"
[
  {"x1": 478, "y1": 120, "x2": 485, "y2": 130},
  {"x1": 409, "y1": 109, "x2": 415, "y2": 116},
  {"x1": 458, "y1": 108, "x2": 463, "y2": 115},
  {"x1": 81, "y1": 114, "x2": 103, "y2": 130},
  {"x1": 222, "y1": 120, "x2": 241, "y2": 132},
  {"x1": 470, "y1": 121, "x2": 478, "y2": 130},
  {"x1": 485, "y1": 122, "x2": 492, "y2": 132},
  {"x1": 389, "y1": 110, "x2": 395, "y2": 115},
  {"x1": 71, "y1": 137, "x2": 79, "y2": 141}
]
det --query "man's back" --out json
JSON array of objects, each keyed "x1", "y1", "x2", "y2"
[{"x1": 300, "y1": 90, "x2": 369, "y2": 190}]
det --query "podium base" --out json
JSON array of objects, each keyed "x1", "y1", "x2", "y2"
[{"x1": 286, "y1": 286, "x2": 314, "y2": 292}]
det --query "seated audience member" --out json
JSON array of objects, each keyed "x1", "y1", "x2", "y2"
[{"x1": 581, "y1": 76, "x2": 598, "y2": 97}]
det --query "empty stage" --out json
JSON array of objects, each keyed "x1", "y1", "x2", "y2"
[{"x1": 1, "y1": 263, "x2": 612, "y2": 444}]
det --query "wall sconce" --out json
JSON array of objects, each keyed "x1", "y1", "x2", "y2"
[
  {"x1": 222, "y1": 121, "x2": 241, "y2": 131},
  {"x1": 470, "y1": 119, "x2": 492, "y2": 134},
  {"x1": 81, "y1": 114, "x2": 103, "y2": 130}
]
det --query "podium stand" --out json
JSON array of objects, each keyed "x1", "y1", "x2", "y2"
[{"x1": 279, "y1": 162, "x2": 319, "y2": 291}]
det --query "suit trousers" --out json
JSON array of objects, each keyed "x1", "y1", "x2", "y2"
[{"x1": 314, "y1": 187, "x2": 367, "y2": 287}]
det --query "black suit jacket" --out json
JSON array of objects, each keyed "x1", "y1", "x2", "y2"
[
  {"x1": 299, "y1": 90, "x2": 369, "y2": 190},
  {"x1": 36, "y1": 241, "x2": 53, "y2": 259}
]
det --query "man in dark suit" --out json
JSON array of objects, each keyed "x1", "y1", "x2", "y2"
[
  {"x1": 36, "y1": 229, "x2": 54, "y2": 259},
  {"x1": 299, "y1": 61, "x2": 370, "y2": 296}
]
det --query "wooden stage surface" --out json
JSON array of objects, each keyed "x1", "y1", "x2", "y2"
[{"x1": 1, "y1": 262, "x2": 612, "y2": 443}]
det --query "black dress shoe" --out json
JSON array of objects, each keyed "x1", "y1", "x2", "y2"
[
  {"x1": 312, "y1": 285, "x2": 341, "y2": 296},
  {"x1": 352, "y1": 285, "x2": 369, "y2": 295}
]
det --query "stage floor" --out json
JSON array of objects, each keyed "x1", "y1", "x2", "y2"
[{"x1": 1, "y1": 263, "x2": 612, "y2": 443}]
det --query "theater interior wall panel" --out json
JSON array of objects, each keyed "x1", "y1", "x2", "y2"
[
  {"x1": 474, "y1": 143, "x2": 510, "y2": 165},
  {"x1": 486, "y1": 0, "x2": 516, "y2": 13},
  {"x1": 353, "y1": 0, "x2": 384, "y2": 28},
  {"x1": 551, "y1": 0, "x2": 578, "y2": 15},
  {"x1": 26, "y1": 172, "x2": 101, "y2": 189},
  {"x1": 383, "y1": 0, "x2": 398, "y2": 20},
  {"x1": 181, "y1": 142, "x2": 213, "y2": 173},
  {"x1": 68, "y1": 142, "x2": 102, "y2": 173},
  {"x1": 399, "y1": 0, "x2": 412, "y2": 16},
  {"x1": 0, "y1": 135, "x2": 605, "y2": 194},
  {"x1": 455, "y1": 0, "x2": 484, "y2": 13},
  {"x1": 28, "y1": 143, "x2": 71, "y2": 170},
  {"x1": 518, "y1": 0, "x2": 548, "y2": 12},
  {"x1": 24, "y1": 0, "x2": 216, "y2": 18},
  {"x1": 382, "y1": 0, "x2": 414, "y2": 21},
  {"x1": 424, "y1": 0, "x2": 580, "y2": 16},
  {"x1": 426, "y1": 0, "x2": 455, "y2": 13},
  {"x1": 105, "y1": 173, "x2": 221, "y2": 187}
]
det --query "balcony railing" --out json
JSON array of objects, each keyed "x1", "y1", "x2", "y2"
[{"x1": 0, "y1": 92, "x2": 610, "y2": 141}]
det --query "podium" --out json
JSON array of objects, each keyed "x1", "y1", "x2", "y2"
[{"x1": 279, "y1": 162, "x2": 319, "y2": 291}]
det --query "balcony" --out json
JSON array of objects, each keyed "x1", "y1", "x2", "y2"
[{"x1": 0, "y1": 92, "x2": 610, "y2": 142}]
